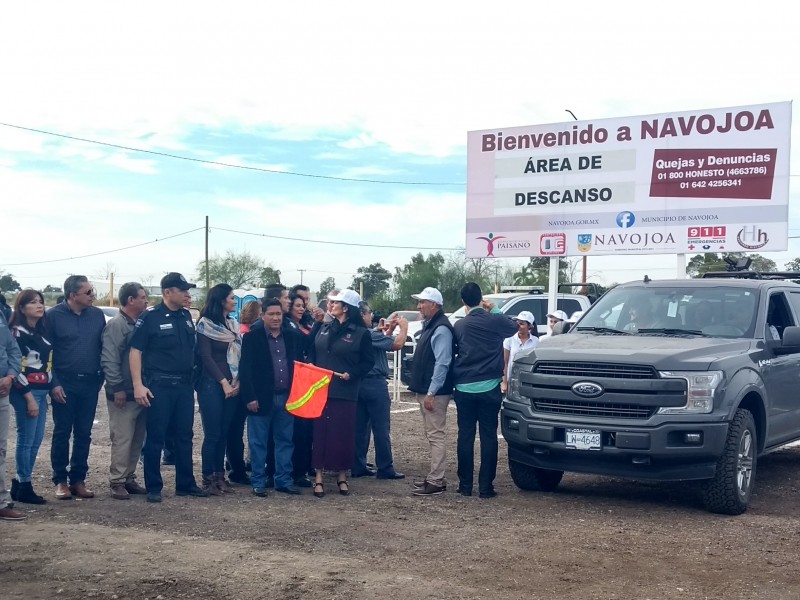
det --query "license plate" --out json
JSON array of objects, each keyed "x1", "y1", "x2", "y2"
[{"x1": 565, "y1": 428, "x2": 601, "y2": 451}]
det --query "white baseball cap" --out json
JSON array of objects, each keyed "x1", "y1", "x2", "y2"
[
  {"x1": 327, "y1": 289, "x2": 362, "y2": 308},
  {"x1": 513, "y1": 311, "x2": 536, "y2": 325},
  {"x1": 546, "y1": 309, "x2": 569, "y2": 322},
  {"x1": 567, "y1": 310, "x2": 584, "y2": 324},
  {"x1": 411, "y1": 287, "x2": 443, "y2": 305}
]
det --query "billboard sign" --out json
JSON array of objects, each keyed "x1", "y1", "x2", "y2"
[{"x1": 466, "y1": 102, "x2": 792, "y2": 257}]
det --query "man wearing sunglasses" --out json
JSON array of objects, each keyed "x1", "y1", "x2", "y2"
[{"x1": 45, "y1": 275, "x2": 107, "y2": 500}]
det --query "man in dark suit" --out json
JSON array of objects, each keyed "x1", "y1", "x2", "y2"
[{"x1": 239, "y1": 298, "x2": 303, "y2": 496}]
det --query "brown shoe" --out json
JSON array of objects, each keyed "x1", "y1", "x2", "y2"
[
  {"x1": 110, "y1": 483, "x2": 130, "y2": 500},
  {"x1": 125, "y1": 480, "x2": 147, "y2": 495},
  {"x1": 69, "y1": 482, "x2": 95, "y2": 499},
  {"x1": 0, "y1": 507, "x2": 27, "y2": 521},
  {"x1": 202, "y1": 477, "x2": 224, "y2": 496},
  {"x1": 55, "y1": 482, "x2": 72, "y2": 500},
  {"x1": 215, "y1": 473, "x2": 235, "y2": 494}
]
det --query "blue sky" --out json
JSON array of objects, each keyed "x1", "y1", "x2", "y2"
[{"x1": 1, "y1": 1, "x2": 799, "y2": 295}]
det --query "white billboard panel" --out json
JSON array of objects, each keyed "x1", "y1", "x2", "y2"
[{"x1": 466, "y1": 102, "x2": 792, "y2": 257}]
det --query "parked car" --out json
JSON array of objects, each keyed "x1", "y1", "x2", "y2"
[
  {"x1": 386, "y1": 310, "x2": 424, "y2": 351},
  {"x1": 503, "y1": 269, "x2": 800, "y2": 514},
  {"x1": 449, "y1": 290, "x2": 592, "y2": 336},
  {"x1": 100, "y1": 306, "x2": 120, "y2": 323}
]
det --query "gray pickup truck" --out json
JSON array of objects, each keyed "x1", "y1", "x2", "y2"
[{"x1": 502, "y1": 271, "x2": 800, "y2": 514}]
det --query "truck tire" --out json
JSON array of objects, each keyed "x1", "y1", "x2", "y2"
[
  {"x1": 508, "y1": 459, "x2": 564, "y2": 492},
  {"x1": 702, "y1": 408, "x2": 756, "y2": 515}
]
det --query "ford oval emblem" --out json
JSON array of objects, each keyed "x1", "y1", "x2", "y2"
[{"x1": 572, "y1": 381, "x2": 604, "y2": 398}]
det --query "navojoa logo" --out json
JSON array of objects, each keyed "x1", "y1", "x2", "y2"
[{"x1": 615, "y1": 211, "x2": 635, "y2": 229}]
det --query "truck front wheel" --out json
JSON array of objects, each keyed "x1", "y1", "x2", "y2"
[
  {"x1": 702, "y1": 408, "x2": 757, "y2": 515},
  {"x1": 508, "y1": 459, "x2": 564, "y2": 492}
]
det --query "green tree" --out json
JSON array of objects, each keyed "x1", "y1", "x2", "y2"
[
  {"x1": 686, "y1": 253, "x2": 777, "y2": 277},
  {"x1": 393, "y1": 253, "x2": 445, "y2": 308},
  {"x1": 196, "y1": 250, "x2": 264, "y2": 289},
  {"x1": 785, "y1": 258, "x2": 800, "y2": 272},
  {"x1": 512, "y1": 264, "x2": 536, "y2": 286},
  {"x1": 259, "y1": 265, "x2": 282, "y2": 287},
  {"x1": 43, "y1": 284, "x2": 62, "y2": 293},
  {"x1": 351, "y1": 262, "x2": 392, "y2": 301},
  {"x1": 318, "y1": 276, "x2": 336, "y2": 300},
  {"x1": 0, "y1": 272, "x2": 21, "y2": 293}
]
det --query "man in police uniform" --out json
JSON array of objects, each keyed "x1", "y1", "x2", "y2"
[{"x1": 130, "y1": 272, "x2": 207, "y2": 502}]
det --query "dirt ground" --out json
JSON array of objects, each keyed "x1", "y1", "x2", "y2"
[{"x1": 3, "y1": 389, "x2": 800, "y2": 600}]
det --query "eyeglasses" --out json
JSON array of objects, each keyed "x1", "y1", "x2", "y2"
[{"x1": 81, "y1": 288, "x2": 96, "y2": 297}]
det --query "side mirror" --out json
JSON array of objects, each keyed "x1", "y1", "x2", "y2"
[{"x1": 774, "y1": 326, "x2": 800, "y2": 355}]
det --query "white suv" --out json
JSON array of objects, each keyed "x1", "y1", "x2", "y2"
[{"x1": 448, "y1": 291, "x2": 591, "y2": 336}]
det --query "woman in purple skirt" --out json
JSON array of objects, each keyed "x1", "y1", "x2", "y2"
[{"x1": 310, "y1": 289, "x2": 373, "y2": 497}]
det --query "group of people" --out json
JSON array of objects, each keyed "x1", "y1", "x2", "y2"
[
  {"x1": 0, "y1": 272, "x2": 556, "y2": 521},
  {"x1": 0, "y1": 272, "x2": 414, "y2": 520}
]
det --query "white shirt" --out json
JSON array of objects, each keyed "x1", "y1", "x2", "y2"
[{"x1": 503, "y1": 332, "x2": 538, "y2": 380}]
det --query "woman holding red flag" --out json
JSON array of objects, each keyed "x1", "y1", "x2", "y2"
[{"x1": 310, "y1": 289, "x2": 373, "y2": 497}]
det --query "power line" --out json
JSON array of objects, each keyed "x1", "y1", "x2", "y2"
[
  {"x1": 211, "y1": 226, "x2": 461, "y2": 250},
  {"x1": 0, "y1": 122, "x2": 465, "y2": 186},
  {"x1": 3, "y1": 227, "x2": 204, "y2": 266}
]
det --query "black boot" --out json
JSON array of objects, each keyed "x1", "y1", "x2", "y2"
[
  {"x1": 17, "y1": 481, "x2": 47, "y2": 505},
  {"x1": 10, "y1": 478, "x2": 19, "y2": 501}
]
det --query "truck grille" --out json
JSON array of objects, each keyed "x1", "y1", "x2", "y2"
[
  {"x1": 533, "y1": 399, "x2": 655, "y2": 419},
  {"x1": 534, "y1": 361, "x2": 657, "y2": 380}
]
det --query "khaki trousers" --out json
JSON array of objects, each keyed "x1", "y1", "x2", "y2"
[
  {"x1": 107, "y1": 398, "x2": 146, "y2": 484},
  {"x1": 416, "y1": 393, "x2": 451, "y2": 486}
]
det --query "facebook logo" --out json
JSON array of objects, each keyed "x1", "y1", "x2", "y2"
[{"x1": 616, "y1": 211, "x2": 635, "y2": 228}]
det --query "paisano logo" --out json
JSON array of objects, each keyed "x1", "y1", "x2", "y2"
[{"x1": 475, "y1": 232, "x2": 506, "y2": 257}]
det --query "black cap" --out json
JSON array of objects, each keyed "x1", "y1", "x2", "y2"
[{"x1": 160, "y1": 272, "x2": 196, "y2": 291}]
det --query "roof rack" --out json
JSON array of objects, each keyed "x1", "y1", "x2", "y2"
[
  {"x1": 701, "y1": 271, "x2": 800, "y2": 280},
  {"x1": 499, "y1": 286, "x2": 544, "y2": 293}
]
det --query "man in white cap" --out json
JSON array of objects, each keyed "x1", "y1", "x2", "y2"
[
  {"x1": 540, "y1": 309, "x2": 569, "y2": 340},
  {"x1": 563, "y1": 310, "x2": 583, "y2": 333},
  {"x1": 407, "y1": 287, "x2": 454, "y2": 496},
  {"x1": 501, "y1": 311, "x2": 539, "y2": 397}
]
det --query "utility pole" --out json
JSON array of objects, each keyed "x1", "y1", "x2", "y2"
[
  {"x1": 205, "y1": 215, "x2": 210, "y2": 290},
  {"x1": 297, "y1": 269, "x2": 306, "y2": 285},
  {"x1": 566, "y1": 109, "x2": 587, "y2": 288}
]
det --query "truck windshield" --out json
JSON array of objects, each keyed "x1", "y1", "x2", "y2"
[{"x1": 577, "y1": 285, "x2": 759, "y2": 338}]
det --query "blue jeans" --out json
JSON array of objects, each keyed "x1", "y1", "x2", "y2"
[
  {"x1": 197, "y1": 375, "x2": 236, "y2": 477},
  {"x1": 353, "y1": 376, "x2": 396, "y2": 476},
  {"x1": 50, "y1": 375, "x2": 102, "y2": 485},
  {"x1": 142, "y1": 380, "x2": 197, "y2": 493},
  {"x1": 247, "y1": 393, "x2": 293, "y2": 489},
  {"x1": 454, "y1": 385, "x2": 503, "y2": 494},
  {"x1": 10, "y1": 389, "x2": 48, "y2": 482}
]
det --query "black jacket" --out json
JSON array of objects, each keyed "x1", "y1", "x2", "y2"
[
  {"x1": 239, "y1": 325, "x2": 303, "y2": 416},
  {"x1": 311, "y1": 319, "x2": 373, "y2": 402},
  {"x1": 408, "y1": 309, "x2": 455, "y2": 396},
  {"x1": 453, "y1": 307, "x2": 518, "y2": 385}
]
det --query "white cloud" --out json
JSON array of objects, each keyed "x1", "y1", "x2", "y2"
[
  {"x1": 1, "y1": 1, "x2": 798, "y2": 293},
  {"x1": 105, "y1": 152, "x2": 158, "y2": 174}
]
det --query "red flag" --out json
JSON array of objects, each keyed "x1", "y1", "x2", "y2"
[{"x1": 286, "y1": 362, "x2": 332, "y2": 419}]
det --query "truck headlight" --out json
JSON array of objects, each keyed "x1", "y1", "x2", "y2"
[
  {"x1": 508, "y1": 363, "x2": 524, "y2": 402},
  {"x1": 657, "y1": 371, "x2": 722, "y2": 414}
]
